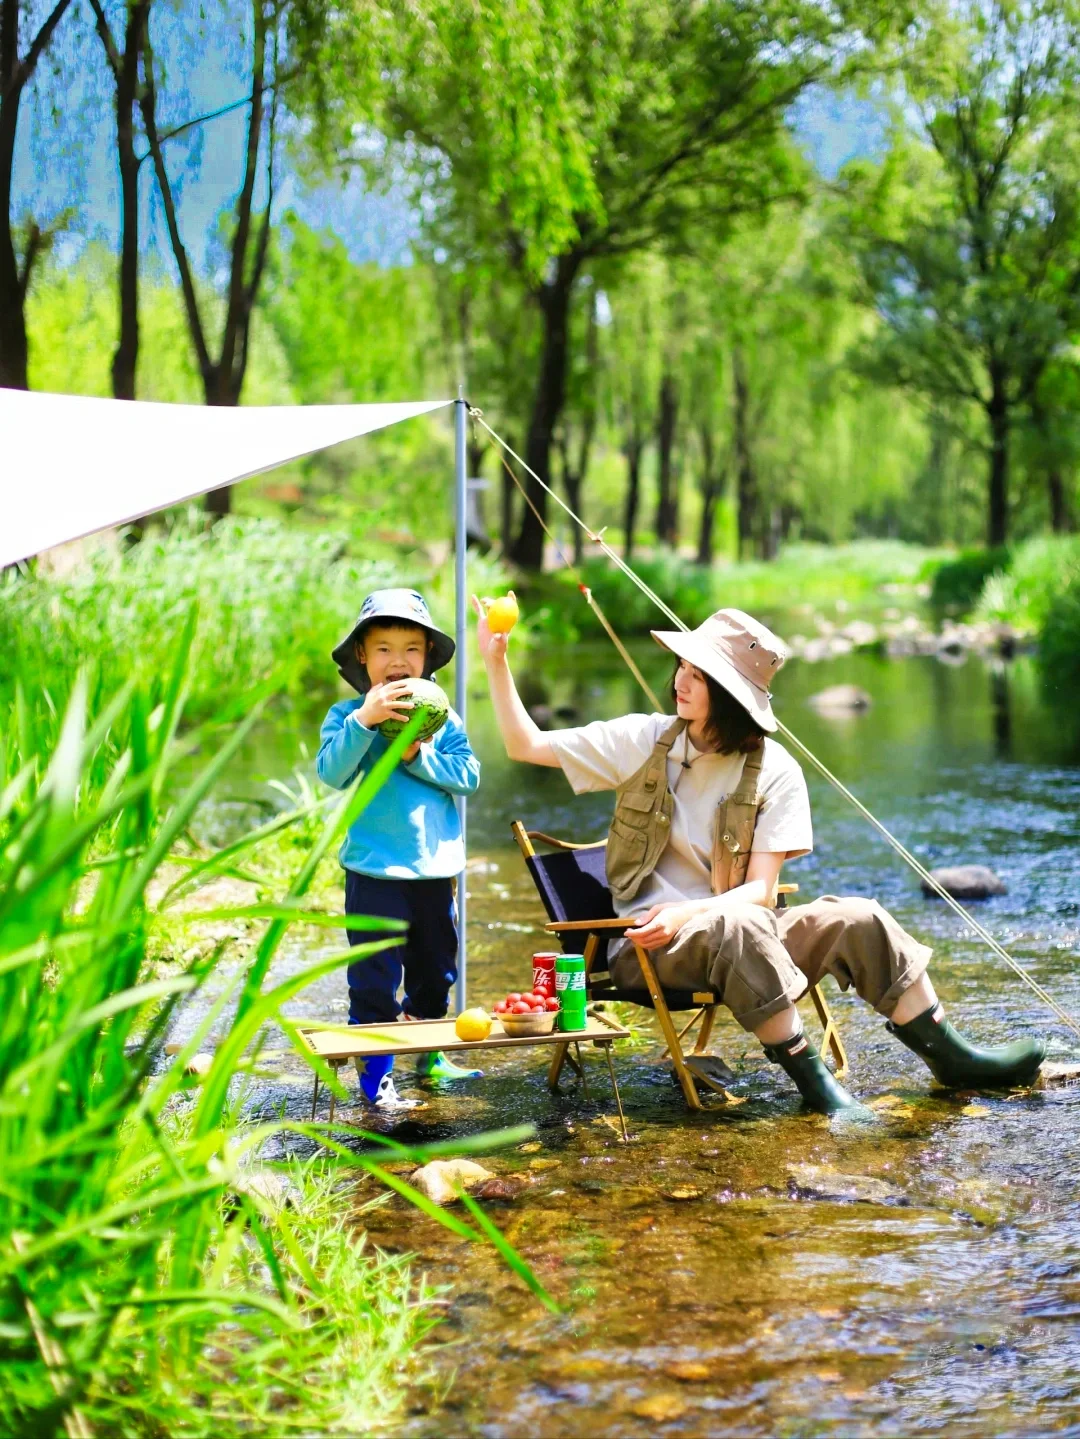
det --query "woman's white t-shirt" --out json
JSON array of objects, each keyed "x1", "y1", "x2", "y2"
[{"x1": 546, "y1": 713, "x2": 813, "y2": 918}]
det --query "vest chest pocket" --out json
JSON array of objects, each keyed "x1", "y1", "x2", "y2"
[{"x1": 612, "y1": 788, "x2": 656, "y2": 831}]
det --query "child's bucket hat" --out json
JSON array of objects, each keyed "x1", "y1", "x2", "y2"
[
  {"x1": 650, "y1": 607, "x2": 787, "y2": 733},
  {"x1": 332, "y1": 589, "x2": 455, "y2": 693}
]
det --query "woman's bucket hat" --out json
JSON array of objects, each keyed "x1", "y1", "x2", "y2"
[
  {"x1": 651, "y1": 607, "x2": 787, "y2": 733},
  {"x1": 332, "y1": 589, "x2": 455, "y2": 693}
]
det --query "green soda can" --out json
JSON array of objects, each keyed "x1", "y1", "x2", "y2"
[{"x1": 556, "y1": 954, "x2": 587, "y2": 1032}]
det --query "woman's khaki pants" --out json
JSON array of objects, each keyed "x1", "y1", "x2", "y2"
[{"x1": 610, "y1": 896, "x2": 933, "y2": 1032}]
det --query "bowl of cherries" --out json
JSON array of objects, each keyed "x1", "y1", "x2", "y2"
[{"x1": 493, "y1": 990, "x2": 559, "y2": 1036}]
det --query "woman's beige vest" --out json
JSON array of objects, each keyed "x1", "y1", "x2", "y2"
[{"x1": 606, "y1": 718, "x2": 765, "y2": 905}]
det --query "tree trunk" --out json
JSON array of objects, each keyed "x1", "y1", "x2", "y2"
[
  {"x1": 655, "y1": 371, "x2": 679, "y2": 546},
  {"x1": 696, "y1": 424, "x2": 722, "y2": 566},
  {"x1": 140, "y1": 0, "x2": 275, "y2": 519},
  {"x1": 90, "y1": 0, "x2": 150, "y2": 402},
  {"x1": 986, "y1": 369, "x2": 1009, "y2": 548},
  {"x1": 0, "y1": 99, "x2": 26, "y2": 389},
  {"x1": 622, "y1": 432, "x2": 644, "y2": 561},
  {"x1": 732, "y1": 344, "x2": 758, "y2": 560},
  {"x1": 1048, "y1": 465, "x2": 1072, "y2": 533},
  {"x1": 500, "y1": 447, "x2": 516, "y2": 558},
  {"x1": 111, "y1": 3, "x2": 147, "y2": 400},
  {"x1": 512, "y1": 252, "x2": 580, "y2": 569},
  {"x1": 0, "y1": 0, "x2": 72, "y2": 389}
]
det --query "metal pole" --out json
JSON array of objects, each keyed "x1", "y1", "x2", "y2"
[{"x1": 454, "y1": 392, "x2": 468, "y2": 1012}]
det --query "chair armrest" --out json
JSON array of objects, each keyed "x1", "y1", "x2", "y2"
[
  {"x1": 545, "y1": 918, "x2": 628, "y2": 931},
  {"x1": 527, "y1": 830, "x2": 608, "y2": 852}
]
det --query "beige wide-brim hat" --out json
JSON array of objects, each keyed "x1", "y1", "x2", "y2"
[{"x1": 651, "y1": 607, "x2": 788, "y2": 733}]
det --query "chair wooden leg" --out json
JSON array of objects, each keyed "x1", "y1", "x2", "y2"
[
  {"x1": 809, "y1": 982, "x2": 848, "y2": 1078},
  {"x1": 635, "y1": 945, "x2": 703, "y2": 1111},
  {"x1": 657, "y1": 1006, "x2": 705, "y2": 1062},
  {"x1": 693, "y1": 1005, "x2": 717, "y2": 1055},
  {"x1": 310, "y1": 1073, "x2": 320, "y2": 1120}
]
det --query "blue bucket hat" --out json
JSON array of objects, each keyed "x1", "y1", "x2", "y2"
[{"x1": 332, "y1": 588, "x2": 455, "y2": 693}]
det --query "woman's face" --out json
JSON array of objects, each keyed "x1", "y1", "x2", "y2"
[{"x1": 673, "y1": 659, "x2": 710, "y2": 726}]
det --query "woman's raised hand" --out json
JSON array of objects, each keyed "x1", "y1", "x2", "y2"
[{"x1": 472, "y1": 594, "x2": 508, "y2": 664}]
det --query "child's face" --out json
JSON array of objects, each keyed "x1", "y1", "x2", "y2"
[{"x1": 357, "y1": 623, "x2": 430, "y2": 687}]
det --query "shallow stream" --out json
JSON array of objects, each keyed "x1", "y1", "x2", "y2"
[{"x1": 191, "y1": 630, "x2": 1080, "y2": 1436}]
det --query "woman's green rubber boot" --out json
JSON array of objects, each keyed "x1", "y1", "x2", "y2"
[
  {"x1": 763, "y1": 1030, "x2": 861, "y2": 1114},
  {"x1": 887, "y1": 1002, "x2": 1045, "y2": 1089}
]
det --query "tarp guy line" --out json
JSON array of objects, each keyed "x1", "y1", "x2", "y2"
[{"x1": 469, "y1": 408, "x2": 1080, "y2": 1038}]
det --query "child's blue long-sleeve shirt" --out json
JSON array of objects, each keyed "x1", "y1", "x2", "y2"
[{"x1": 316, "y1": 699, "x2": 480, "y2": 879}]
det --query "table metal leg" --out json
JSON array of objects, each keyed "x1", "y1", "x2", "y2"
[
  {"x1": 574, "y1": 1041, "x2": 590, "y2": 1101},
  {"x1": 602, "y1": 1041, "x2": 628, "y2": 1141}
]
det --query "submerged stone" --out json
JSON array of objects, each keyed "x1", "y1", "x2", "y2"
[
  {"x1": 409, "y1": 1159, "x2": 494, "y2": 1205},
  {"x1": 786, "y1": 1163, "x2": 908, "y2": 1205}
]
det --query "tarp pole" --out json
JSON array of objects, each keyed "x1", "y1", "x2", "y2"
[{"x1": 454, "y1": 393, "x2": 468, "y2": 1012}]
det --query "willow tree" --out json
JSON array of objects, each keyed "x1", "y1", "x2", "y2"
[
  {"x1": 309, "y1": 0, "x2": 910, "y2": 567},
  {"x1": 843, "y1": 0, "x2": 1080, "y2": 546}
]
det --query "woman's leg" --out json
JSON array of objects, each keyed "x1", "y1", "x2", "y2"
[
  {"x1": 612, "y1": 907, "x2": 859, "y2": 1113},
  {"x1": 778, "y1": 896, "x2": 1045, "y2": 1087}
]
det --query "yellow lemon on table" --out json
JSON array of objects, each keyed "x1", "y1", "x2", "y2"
[
  {"x1": 454, "y1": 1007, "x2": 492, "y2": 1042},
  {"x1": 485, "y1": 594, "x2": 519, "y2": 634}
]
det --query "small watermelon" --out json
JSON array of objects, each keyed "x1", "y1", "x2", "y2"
[{"x1": 377, "y1": 678, "x2": 450, "y2": 743}]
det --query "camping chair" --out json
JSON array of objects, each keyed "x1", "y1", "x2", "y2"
[{"x1": 511, "y1": 820, "x2": 848, "y2": 1111}]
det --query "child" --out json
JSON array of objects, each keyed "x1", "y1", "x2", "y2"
[{"x1": 318, "y1": 589, "x2": 481, "y2": 1108}]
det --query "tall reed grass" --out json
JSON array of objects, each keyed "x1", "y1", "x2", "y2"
[
  {"x1": 1, "y1": 514, "x2": 517, "y2": 723},
  {"x1": 0, "y1": 627, "x2": 543, "y2": 1436}
]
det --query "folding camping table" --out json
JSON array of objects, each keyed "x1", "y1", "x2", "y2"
[{"x1": 297, "y1": 1010, "x2": 632, "y2": 1138}]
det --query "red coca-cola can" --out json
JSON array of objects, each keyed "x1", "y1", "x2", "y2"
[{"x1": 532, "y1": 953, "x2": 558, "y2": 996}]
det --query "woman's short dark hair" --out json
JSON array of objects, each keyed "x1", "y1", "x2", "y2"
[{"x1": 669, "y1": 661, "x2": 765, "y2": 755}]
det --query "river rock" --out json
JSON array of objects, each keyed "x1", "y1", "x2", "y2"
[
  {"x1": 921, "y1": 865, "x2": 1007, "y2": 899},
  {"x1": 409, "y1": 1159, "x2": 494, "y2": 1205},
  {"x1": 808, "y1": 684, "x2": 873, "y2": 712},
  {"x1": 787, "y1": 1163, "x2": 907, "y2": 1205}
]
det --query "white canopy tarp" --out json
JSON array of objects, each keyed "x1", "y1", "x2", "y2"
[{"x1": 0, "y1": 389, "x2": 452, "y2": 569}]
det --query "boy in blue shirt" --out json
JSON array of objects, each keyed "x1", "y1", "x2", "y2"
[{"x1": 318, "y1": 589, "x2": 481, "y2": 1108}]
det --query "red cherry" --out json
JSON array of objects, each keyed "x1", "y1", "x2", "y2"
[
  {"x1": 508, "y1": 992, "x2": 522, "y2": 1003},
  {"x1": 511, "y1": 1000, "x2": 531, "y2": 1014},
  {"x1": 493, "y1": 1000, "x2": 507, "y2": 1014},
  {"x1": 544, "y1": 996, "x2": 559, "y2": 1012}
]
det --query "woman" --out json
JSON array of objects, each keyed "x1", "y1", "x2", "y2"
[{"x1": 476, "y1": 600, "x2": 1045, "y2": 1113}]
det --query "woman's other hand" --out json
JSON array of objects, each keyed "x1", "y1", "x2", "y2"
[
  {"x1": 624, "y1": 901, "x2": 693, "y2": 951},
  {"x1": 472, "y1": 594, "x2": 508, "y2": 665}
]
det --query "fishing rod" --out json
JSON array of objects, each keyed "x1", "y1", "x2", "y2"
[{"x1": 469, "y1": 406, "x2": 1080, "y2": 1039}]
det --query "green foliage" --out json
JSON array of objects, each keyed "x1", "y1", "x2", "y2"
[
  {"x1": 974, "y1": 535, "x2": 1080, "y2": 632},
  {"x1": 527, "y1": 540, "x2": 945, "y2": 636},
  {"x1": 840, "y1": 0, "x2": 1080, "y2": 543},
  {"x1": 930, "y1": 546, "x2": 1011, "y2": 616},
  {"x1": 0, "y1": 514, "x2": 398, "y2": 720}
]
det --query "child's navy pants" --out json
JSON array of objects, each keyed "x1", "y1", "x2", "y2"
[{"x1": 344, "y1": 871, "x2": 458, "y2": 1025}]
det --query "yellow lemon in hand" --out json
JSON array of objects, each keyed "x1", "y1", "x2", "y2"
[
  {"x1": 455, "y1": 1007, "x2": 492, "y2": 1041},
  {"x1": 485, "y1": 594, "x2": 519, "y2": 634}
]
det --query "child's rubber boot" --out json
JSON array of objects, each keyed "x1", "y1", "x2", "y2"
[
  {"x1": 763, "y1": 1029, "x2": 861, "y2": 1115},
  {"x1": 416, "y1": 1051, "x2": 483, "y2": 1082},
  {"x1": 887, "y1": 1002, "x2": 1045, "y2": 1089},
  {"x1": 354, "y1": 1054, "x2": 418, "y2": 1110}
]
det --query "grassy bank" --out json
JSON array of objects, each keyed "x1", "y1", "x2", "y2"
[
  {"x1": 2, "y1": 514, "x2": 515, "y2": 720},
  {"x1": 524, "y1": 541, "x2": 945, "y2": 639}
]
